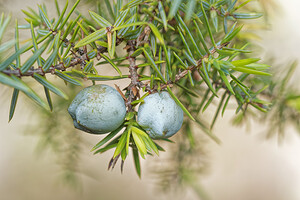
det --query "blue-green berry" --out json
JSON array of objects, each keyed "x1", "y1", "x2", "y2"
[
  {"x1": 68, "y1": 84, "x2": 126, "y2": 134},
  {"x1": 137, "y1": 91, "x2": 184, "y2": 139}
]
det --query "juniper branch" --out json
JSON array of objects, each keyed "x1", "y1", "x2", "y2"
[
  {"x1": 126, "y1": 40, "x2": 138, "y2": 111},
  {"x1": 146, "y1": 42, "x2": 230, "y2": 93},
  {"x1": 125, "y1": 25, "x2": 152, "y2": 109}
]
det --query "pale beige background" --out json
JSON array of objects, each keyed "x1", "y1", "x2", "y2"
[{"x1": 1, "y1": 0, "x2": 300, "y2": 200}]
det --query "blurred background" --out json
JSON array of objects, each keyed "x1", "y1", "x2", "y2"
[{"x1": 1, "y1": 0, "x2": 300, "y2": 199}]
